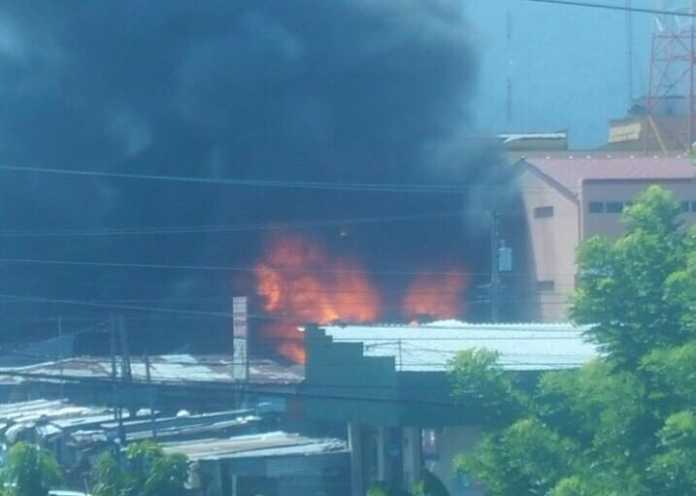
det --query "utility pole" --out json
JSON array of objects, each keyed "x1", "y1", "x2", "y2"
[
  {"x1": 490, "y1": 210, "x2": 501, "y2": 322},
  {"x1": 109, "y1": 314, "x2": 125, "y2": 446},
  {"x1": 117, "y1": 315, "x2": 134, "y2": 420},
  {"x1": 58, "y1": 316, "x2": 64, "y2": 398},
  {"x1": 144, "y1": 350, "x2": 157, "y2": 440}
]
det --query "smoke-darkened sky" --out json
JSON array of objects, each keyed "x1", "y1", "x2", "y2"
[{"x1": 0, "y1": 1, "x2": 512, "y2": 351}]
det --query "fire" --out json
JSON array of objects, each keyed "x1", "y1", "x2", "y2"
[
  {"x1": 402, "y1": 270, "x2": 468, "y2": 321},
  {"x1": 255, "y1": 233, "x2": 381, "y2": 363},
  {"x1": 253, "y1": 232, "x2": 470, "y2": 363}
]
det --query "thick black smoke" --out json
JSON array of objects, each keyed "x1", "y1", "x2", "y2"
[{"x1": 0, "y1": 1, "x2": 511, "y2": 352}]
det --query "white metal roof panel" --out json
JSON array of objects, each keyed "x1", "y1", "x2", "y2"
[{"x1": 319, "y1": 320, "x2": 598, "y2": 371}]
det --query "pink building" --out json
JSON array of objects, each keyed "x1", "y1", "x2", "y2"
[{"x1": 517, "y1": 154, "x2": 696, "y2": 321}]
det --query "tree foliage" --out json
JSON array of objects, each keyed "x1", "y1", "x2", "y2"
[
  {"x1": 449, "y1": 349, "x2": 526, "y2": 425},
  {"x1": 450, "y1": 186, "x2": 696, "y2": 495},
  {"x1": 1, "y1": 443, "x2": 62, "y2": 496},
  {"x1": 92, "y1": 441, "x2": 188, "y2": 496}
]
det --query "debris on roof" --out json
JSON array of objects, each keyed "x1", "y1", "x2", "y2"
[{"x1": 161, "y1": 431, "x2": 348, "y2": 461}]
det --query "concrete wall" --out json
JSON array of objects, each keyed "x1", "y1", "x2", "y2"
[
  {"x1": 520, "y1": 171, "x2": 580, "y2": 321},
  {"x1": 581, "y1": 179, "x2": 696, "y2": 238},
  {"x1": 520, "y1": 174, "x2": 696, "y2": 322}
]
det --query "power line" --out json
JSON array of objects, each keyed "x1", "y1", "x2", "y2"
[
  {"x1": 0, "y1": 256, "x2": 582, "y2": 278},
  {"x1": 0, "y1": 164, "x2": 478, "y2": 194},
  {"x1": 525, "y1": 0, "x2": 696, "y2": 17},
  {"x1": 0, "y1": 294, "x2": 236, "y2": 319},
  {"x1": 0, "y1": 368, "x2": 458, "y2": 407},
  {"x1": 0, "y1": 366, "x2": 588, "y2": 405},
  {"x1": 0, "y1": 293, "x2": 577, "y2": 321},
  {"x1": 0, "y1": 212, "x2": 462, "y2": 239}
]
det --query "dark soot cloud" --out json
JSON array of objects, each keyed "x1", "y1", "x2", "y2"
[{"x1": 0, "y1": 1, "x2": 510, "y2": 350}]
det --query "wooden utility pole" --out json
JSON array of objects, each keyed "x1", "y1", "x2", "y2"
[
  {"x1": 109, "y1": 314, "x2": 125, "y2": 445},
  {"x1": 144, "y1": 350, "x2": 157, "y2": 439},
  {"x1": 117, "y1": 314, "x2": 136, "y2": 420},
  {"x1": 58, "y1": 316, "x2": 64, "y2": 398}
]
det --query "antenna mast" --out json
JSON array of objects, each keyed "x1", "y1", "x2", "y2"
[{"x1": 647, "y1": 0, "x2": 696, "y2": 150}]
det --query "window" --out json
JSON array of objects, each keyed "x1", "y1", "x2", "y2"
[
  {"x1": 691, "y1": 201, "x2": 696, "y2": 212},
  {"x1": 589, "y1": 202, "x2": 604, "y2": 213},
  {"x1": 681, "y1": 201, "x2": 690, "y2": 213},
  {"x1": 537, "y1": 280, "x2": 555, "y2": 291},
  {"x1": 606, "y1": 201, "x2": 624, "y2": 213},
  {"x1": 533, "y1": 206, "x2": 554, "y2": 218}
]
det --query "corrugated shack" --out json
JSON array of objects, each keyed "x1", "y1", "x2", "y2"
[
  {"x1": 0, "y1": 355, "x2": 304, "y2": 414},
  {"x1": 0, "y1": 399, "x2": 262, "y2": 486},
  {"x1": 162, "y1": 431, "x2": 350, "y2": 496}
]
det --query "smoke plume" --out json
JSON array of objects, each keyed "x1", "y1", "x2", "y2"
[{"x1": 0, "y1": 1, "x2": 512, "y2": 353}]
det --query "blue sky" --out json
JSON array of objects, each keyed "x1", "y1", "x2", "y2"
[{"x1": 467, "y1": 0, "x2": 655, "y2": 148}]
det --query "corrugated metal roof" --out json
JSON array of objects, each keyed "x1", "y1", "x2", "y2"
[
  {"x1": 0, "y1": 399, "x2": 109, "y2": 426},
  {"x1": 319, "y1": 320, "x2": 598, "y2": 372},
  {"x1": 522, "y1": 155, "x2": 695, "y2": 194},
  {"x1": 161, "y1": 431, "x2": 347, "y2": 461},
  {"x1": 0, "y1": 399, "x2": 261, "y2": 447},
  {"x1": 0, "y1": 355, "x2": 304, "y2": 385}
]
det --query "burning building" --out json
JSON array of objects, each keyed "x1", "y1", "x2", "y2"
[
  {"x1": 0, "y1": 1, "x2": 517, "y2": 357},
  {"x1": 253, "y1": 232, "x2": 479, "y2": 363}
]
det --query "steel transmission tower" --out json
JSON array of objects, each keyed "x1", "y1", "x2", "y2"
[{"x1": 647, "y1": 0, "x2": 696, "y2": 149}]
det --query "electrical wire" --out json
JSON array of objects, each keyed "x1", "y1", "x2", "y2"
[
  {"x1": 0, "y1": 294, "x2": 236, "y2": 319},
  {"x1": 0, "y1": 256, "x2": 583, "y2": 278},
  {"x1": 0, "y1": 362, "x2": 589, "y2": 404},
  {"x1": 0, "y1": 212, "x2": 462, "y2": 238},
  {"x1": 525, "y1": 0, "x2": 696, "y2": 17},
  {"x1": 0, "y1": 164, "x2": 484, "y2": 194},
  {"x1": 0, "y1": 368, "x2": 468, "y2": 408}
]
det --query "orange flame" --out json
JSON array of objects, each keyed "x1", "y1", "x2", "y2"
[
  {"x1": 255, "y1": 233, "x2": 381, "y2": 362},
  {"x1": 402, "y1": 270, "x2": 468, "y2": 321}
]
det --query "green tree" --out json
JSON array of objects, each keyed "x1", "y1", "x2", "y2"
[
  {"x1": 572, "y1": 185, "x2": 690, "y2": 368},
  {"x1": 456, "y1": 418, "x2": 577, "y2": 496},
  {"x1": 648, "y1": 410, "x2": 696, "y2": 495},
  {"x1": 449, "y1": 349, "x2": 526, "y2": 425},
  {"x1": 92, "y1": 451, "x2": 125, "y2": 496},
  {"x1": 1, "y1": 443, "x2": 62, "y2": 496},
  {"x1": 450, "y1": 186, "x2": 696, "y2": 496},
  {"x1": 92, "y1": 441, "x2": 188, "y2": 496}
]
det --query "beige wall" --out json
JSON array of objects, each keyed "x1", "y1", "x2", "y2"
[
  {"x1": 520, "y1": 176, "x2": 696, "y2": 322},
  {"x1": 581, "y1": 180, "x2": 696, "y2": 238},
  {"x1": 520, "y1": 172, "x2": 580, "y2": 321}
]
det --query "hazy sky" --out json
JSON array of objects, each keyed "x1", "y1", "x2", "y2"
[{"x1": 468, "y1": 0, "x2": 653, "y2": 148}]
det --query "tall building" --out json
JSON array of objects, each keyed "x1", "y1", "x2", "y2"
[{"x1": 516, "y1": 153, "x2": 696, "y2": 321}]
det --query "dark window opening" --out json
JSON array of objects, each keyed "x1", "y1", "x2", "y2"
[
  {"x1": 533, "y1": 206, "x2": 554, "y2": 218},
  {"x1": 681, "y1": 201, "x2": 690, "y2": 213},
  {"x1": 589, "y1": 202, "x2": 604, "y2": 213},
  {"x1": 691, "y1": 201, "x2": 696, "y2": 212},
  {"x1": 606, "y1": 201, "x2": 623, "y2": 213},
  {"x1": 537, "y1": 280, "x2": 555, "y2": 292}
]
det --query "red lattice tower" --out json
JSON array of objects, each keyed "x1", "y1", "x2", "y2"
[{"x1": 647, "y1": 1, "x2": 696, "y2": 147}]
